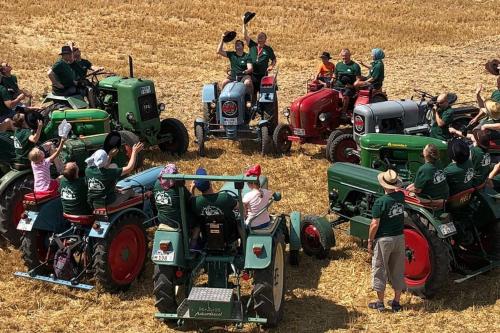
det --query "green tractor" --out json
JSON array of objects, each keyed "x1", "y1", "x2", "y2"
[
  {"x1": 151, "y1": 173, "x2": 307, "y2": 328},
  {"x1": 41, "y1": 57, "x2": 189, "y2": 154}
]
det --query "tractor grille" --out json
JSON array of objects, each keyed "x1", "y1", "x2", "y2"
[
  {"x1": 354, "y1": 115, "x2": 365, "y2": 134},
  {"x1": 138, "y1": 94, "x2": 158, "y2": 121},
  {"x1": 221, "y1": 101, "x2": 238, "y2": 118}
]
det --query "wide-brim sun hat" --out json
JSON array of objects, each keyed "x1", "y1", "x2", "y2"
[
  {"x1": 243, "y1": 11, "x2": 256, "y2": 24},
  {"x1": 223, "y1": 31, "x2": 237, "y2": 43},
  {"x1": 377, "y1": 169, "x2": 402, "y2": 190},
  {"x1": 484, "y1": 99, "x2": 500, "y2": 120}
]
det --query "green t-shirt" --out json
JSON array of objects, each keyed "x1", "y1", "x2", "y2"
[
  {"x1": 226, "y1": 51, "x2": 251, "y2": 78},
  {"x1": 371, "y1": 191, "x2": 405, "y2": 238},
  {"x1": 414, "y1": 162, "x2": 449, "y2": 200},
  {"x1": 491, "y1": 90, "x2": 500, "y2": 103},
  {"x1": 471, "y1": 146, "x2": 491, "y2": 187},
  {"x1": 368, "y1": 60, "x2": 384, "y2": 89},
  {"x1": 153, "y1": 181, "x2": 192, "y2": 227},
  {"x1": 430, "y1": 107, "x2": 454, "y2": 141},
  {"x1": 248, "y1": 39, "x2": 275, "y2": 77},
  {"x1": 85, "y1": 166, "x2": 123, "y2": 208},
  {"x1": 0, "y1": 85, "x2": 12, "y2": 115},
  {"x1": 52, "y1": 59, "x2": 76, "y2": 93},
  {"x1": 60, "y1": 177, "x2": 92, "y2": 215},
  {"x1": 13, "y1": 128, "x2": 34, "y2": 164},
  {"x1": 190, "y1": 192, "x2": 237, "y2": 223},
  {"x1": 444, "y1": 160, "x2": 475, "y2": 196},
  {"x1": 334, "y1": 60, "x2": 361, "y2": 88},
  {"x1": 71, "y1": 59, "x2": 93, "y2": 80},
  {"x1": 0, "y1": 75, "x2": 19, "y2": 98}
]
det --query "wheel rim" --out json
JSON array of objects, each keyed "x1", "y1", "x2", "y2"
[
  {"x1": 404, "y1": 228, "x2": 432, "y2": 287},
  {"x1": 276, "y1": 126, "x2": 291, "y2": 152},
  {"x1": 334, "y1": 138, "x2": 359, "y2": 163},
  {"x1": 108, "y1": 224, "x2": 146, "y2": 284},
  {"x1": 301, "y1": 224, "x2": 322, "y2": 255},
  {"x1": 12, "y1": 199, "x2": 24, "y2": 229},
  {"x1": 273, "y1": 242, "x2": 284, "y2": 311}
]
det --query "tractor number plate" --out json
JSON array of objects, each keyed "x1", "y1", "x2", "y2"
[
  {"x1": 439, "y1": 222, "x2": 456, "y2": 236},
  {"x1": 17, "y1": 218, "x2": 34, "y2": 231},
  {"x1": 153, "y1": 250, "x2": 175, "y2": 262},
  {"x1": 293, "y1": 128, "x2": 305, "y2": 136},
  {"x1": 223, "y1": 118, "x2": 238, "y2": 126}
]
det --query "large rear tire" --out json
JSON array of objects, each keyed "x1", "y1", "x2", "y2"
[
  {"x1": 260, "y1": 126, "x2": 273, "y2": 156},
  {"x1": 0, "y1": 175, "x2": 34, "y2": 247},
  {"x1": 300, "y1": 215, "x2": 334, "y2": 259},
  {"x1": 253, "y1": 231, "x2": 286, "y2": 328},
  {"x1": 272, "y1": 123, "x2": 292, "y2": 154},
  {"x1": 404, "y1": 211, "x2": 450, "y2": 298},
  {"x1": 327, "y1": 133, "x2": 359, "y2": 163},
  {"x1": 153, "y1": 264, "x2": 178, "y2": 315},
  {"x1": 20, "y1": 230, "x2": 52, "y2": 273},
  {"x1": 195, "y1": 123, "x2": 206, "y2": 157},
  {"x1": 158, "y1": 118, "x2": 189, "y2": 155},
  {"x1": 92, "y1": 213, "x2": 147, "y2": 292}
]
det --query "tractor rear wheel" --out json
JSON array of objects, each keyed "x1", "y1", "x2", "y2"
[
  {"x1": 158, "y1": 118, "x2": 189, "y2": 155},
  {"x1": 153, "y1": 264, "x2": 178, "y2": 315},
  {"x1": 0, "y1": 175, "x2": 34, "y2": 247},
  {"x1": 300, "y1": 215, "x2": 334, "y2": 259},
  {"x1": 195, "y1": 123, "x2": 206, "y2": 157},
  {"x1": 253, "y1": 231, "x2": 286, "y2": 328},
  {"x1": 92, "y1": 213, "x2": 147, "y2": 292},
  {"x1": 327, "y1": 133, "x2": 359, "y2": 163},
  {"x1": 272, "y1": 123, "x2": 292, "y2": 154},
  {"x1": 404, "y1": 211, "x2": 450, "y2": 298},
  {"x1": 260, "y1": 126, "x2": 273, "y2": 155},
  {"x1": 20, "y1": 230, "x2": 52, "y2": 273}
]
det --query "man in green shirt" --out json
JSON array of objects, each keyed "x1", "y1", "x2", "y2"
[
  {"x1": 0, "y1": 62, "x2": 30, "y2": 131},
  {"x1": 12, "y1": 113, "x2": 43, "y2": 165},
  {"x1": 470, "y1": 130, "x2": 491, "y2": 187},
  {"x1": 333, "y1": 49, "x2": 362, "y2": 116},
  {"x1": 368, "y1": 169, "x2": 405, "y2": 312},
  {"x1": 430, "y1": 93, "x2": 455, "y2": 141},
  {"x1": 217, "y1": 34, "x2": 253, "y2": 97},
  {"x1": 48, "y1": 45, "x2": 78, "y2": 96},
  {"x1": 60, "y1": 162, "x2": 92, "y2": 215},
  {"x1": 444, "y1": 140, "x2": 474, "y2": 196}
]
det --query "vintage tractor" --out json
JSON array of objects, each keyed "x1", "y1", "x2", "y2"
[
  {"x1": 319, "y1": 162, "x2": 500, "y2": 298},
  {"x1": 14, "y1": 166, "x2": 163, "y2": 291},
  {"x1": 194, "y1": 72, "x2": 278, "y2": 156},
  {"x1": 0, "y1": 129, "x2": 140, "y2": 247},
  {"x1": 151, "y1": 173, "x2": 308, "y2": 328},
  {"x1": 272, "y1": 85, "x2": 387, "y2": 161},
  {"x1": 41, "y1": 57, "x2": 189, "y2": 155},
  {"x1": 330, "y1": 89, "x2": 479, "y2": 162}
]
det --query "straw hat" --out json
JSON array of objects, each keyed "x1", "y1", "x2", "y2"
[
  {"x1": 483, "y1": 99, "x2": 500, "y2": 120},
  {"x1": 377, "y1": 169, "x2": 402, "y2": 190}
]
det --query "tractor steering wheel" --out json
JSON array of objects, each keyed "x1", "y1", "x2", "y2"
[
  {"x1": 413, "y1": 88, "x2": 435, "y2": 100},
  {"x1": 220, "y1": 189, "x2": 239, "y2": 199}
]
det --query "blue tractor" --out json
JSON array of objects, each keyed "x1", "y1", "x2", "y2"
[{"x1": 195, "y1": 73, "x2": 279, "y2": 156}]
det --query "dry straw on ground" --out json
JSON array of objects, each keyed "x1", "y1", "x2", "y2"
[{"x1": 0, "y1": 0, "x2": 499, "y2": 332}]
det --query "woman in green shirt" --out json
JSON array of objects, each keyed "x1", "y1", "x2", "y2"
[
  {"x1": 444, "y1": 139, "x2": 474, "y2": 196},
  {"x1": 12, "y1": 113, "x2": 43, "y2": 165},
  {"x1": 357, "y1": 48, "x2": 385, "y2": 90}
]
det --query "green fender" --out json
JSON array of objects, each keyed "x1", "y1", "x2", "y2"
[
  {"x1": 474, "y1": 188, "x2": 500, "y2": 220},
  {"x1": 289, "y1": 211, "x2": 301, "y2": 251},
  {"x1": 0, "y1": 169, "x2": 31, "y2": 196},
  {"x1": 244, "y1": 234, "x2": 273, "y2": 270},
  {"x1": 405, "y1": 203, "x2": 451, "y2": 239},
  {"x1": 151, "y1": 228, "x2": 186, "y2": 267}
]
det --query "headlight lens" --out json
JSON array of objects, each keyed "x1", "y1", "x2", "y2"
[
  {"x1": 283, "y1": 108, "x2": 290, "y2": 117},
  {"x1": 158, "y1": 103, "x2": 166, "y2": 111},
  {"x1": 319, "y1": 113, "x2": 327, "y2": 122}
]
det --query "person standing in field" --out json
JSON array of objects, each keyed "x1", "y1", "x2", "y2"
[
  {"x1": 332, "y1": 48, "x2": 362, "y2": 116},
  {"x1": 368, "y1": 169, "x2": 406, "y2": 312}
]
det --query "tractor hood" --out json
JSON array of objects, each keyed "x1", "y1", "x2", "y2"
[
  {"x1": 289, "y1": 89, "x2": 338, "y2": 134},
  {"x1": 117, "y1": 166, "x2": 163, "y2": 192},
  {"x1": 46, "y1": 109, "x2": 111, "y2": 138},
  {"x1": 359, "y1": 133, "x2": 447, "y2": 152},
  {"x1": 98, "y1": 75, "x2": 155, "y2": 92},
  {"x1": 219, "y1": 81, "x2": 247, "y2": 101},
  {"x1": 328, "y1": 162, "x2": 384, "y2": 196}
]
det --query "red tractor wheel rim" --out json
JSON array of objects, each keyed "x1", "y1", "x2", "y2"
[
  {"x1": 108, "y1": 224, "x2": 146, "y2": 284},
  {"x1": 335, "y1": 139, "x2": 358, "y2": 163},
  {"x1": 13, "y1": 200, "x2": 24, "y2": 228},
  {"x1": 404, "y1": 228, "x2": 431, "y2": 287},
  {"x1": 301, "y1": 224, "x2": 322, "y2": 254}
]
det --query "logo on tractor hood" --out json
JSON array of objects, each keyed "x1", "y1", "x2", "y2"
[
  {"x1": 222, "y1": 101, "x2": 238, "y2": 117},
  {"x1": 354, "y1": 115, "x2": 364, "y2": 132},
  {"x1": 140, "y1": 86, "x2": 152, "y2": 95}
]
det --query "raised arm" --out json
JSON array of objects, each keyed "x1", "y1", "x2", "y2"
[
  {"x1": 242, "y1": 16, "x2": 250, "y2": 45},
  {"x1": 217, "y1": 34, "x2": 227, "y2": 57},
  {"x1": 3, "y1": 92, "x2": 25, "y2": 109},
  {"x1": 121, "y1": 142, "x2": 144, "y2": 176},
  {"x1": 48, "y1": 138, "x2": 66, "y2": 162},
  {"x1": 28, "y1": 120, "x2": 43, "y2": 144}
]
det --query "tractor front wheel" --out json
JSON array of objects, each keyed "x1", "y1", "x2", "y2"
[
  {"x1": 300, "y1": 215, "x2": 334, "y2": 259},
  {"x1": 158, "y1": 118, "x2": 189, "y2": 155},
  {"x1": 92, "y1": 213, "x2": 147, "y2": 292},
  {"x1": 195, "y1": 123, "x2": 206, "y2": 157},
  {"x1": 325, "y1": 130, "x2": 345, "y2": 159},
  {"x1": 327, "y1": 133, "x2": 359, "y2": 163},
  {"x1": 260, "y1": 126, "x2": 273, "y2": 156},
  {"x1": 253, "y1": 231, "x2": 286, "y2": 328},
  {"x1": 272, "y1": 123, "x2": 292, "y2": 154},
  {"x1": 20, "y1": 230, "x2": 52, "y2": 273},
  {"x1": 153, "y1": 264, "x2": 178, "y2": 316},
  {"x1": 404, "y1": 211, "x2": 450, "y2": 298}
]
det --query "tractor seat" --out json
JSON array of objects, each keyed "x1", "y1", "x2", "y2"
[
  {"x1": 93, "y1": 194, "x2": 145, "y2": 216},
  {"x1": 357, "y1": 89, "x2": 370, "y2": 97},
  {"x1": 397, "y1": 189, "x2": 445, "y2": 210},
  {"x1": 63, "y1": 213, "x2": 96, "y2": 226},
  {"x1": 23, "y1": 191, "x2": 60, "y2": 206},
  {"x1": 446, "y1": 188, "x2": 475, "y2": 210}
]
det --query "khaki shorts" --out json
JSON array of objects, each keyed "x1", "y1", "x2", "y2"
[{"x1": 371, "y1": 234, "x2": 406, "y2": 292}]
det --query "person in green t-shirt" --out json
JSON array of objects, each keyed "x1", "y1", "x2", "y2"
[
  {"x1": 48, "y1": 45, "x2": 78, "y2": 96},
  {"x1": 356, "y1": 48, "x2": 385, "y2": 90},
  {"x1": 444, "y1": 139, "x2": 474, "y2": 196},
  {"x1": 429, "y1": 93, "x2": 457, "y2": 141},
  {"x1": 60, "y1": 162, "x2": 92, "y2": 215},
  {"x1": 368, "y1": 169, "x2": 405, "y2": 312},
  {"x1": 12, "y1": 113, "x2": 43, "y2": 165},
  {"x1": 0, "y1": 62, "x2": 31, "y2": 131},
  {"x1": 217, "y1": 35, "x2": 253, "y2": 97},
  {"x1": 470, "y1": 80, "x2": 500, "y2": 127},
  {"x1": 407, "y1": 143, "x2": 449, "y2": 201},
  {"x1": 1, "y1": 62, "x2": 33, "y2": 101},
  {"x1": 470, "y1": 130, "x2": 491, "y2": 187},
  {"x1": 333, "y1": 48, "x2": 362, "y2": 116},
  {"x1": 85, "y1": 143, "x2": 144, "y2": 209}
]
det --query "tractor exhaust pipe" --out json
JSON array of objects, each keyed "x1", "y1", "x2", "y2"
[{"x1": 128, "y1": 55, "x2": 134, "y2": 78}]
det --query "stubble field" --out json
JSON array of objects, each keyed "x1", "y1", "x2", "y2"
[{"x1": 0, "y1": 0, "x2": 499, "y2": 332}]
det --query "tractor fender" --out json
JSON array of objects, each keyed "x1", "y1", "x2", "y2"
[
  {"x1": 151, "y1": 227, "x2": 185, "y2": 267},
  {"x1": 405, "y1": 204, "x2": 452, "y2": 239},
  {"x1": 474, "y1": 188, "x2": 500, "y2": 219},
  {"x1": 289, "y1": 211, "x2": 301, "y2": 251},
  {"x1": 89, "y1": 207, "x2": 147, "y2": 239},
  {"x1": 202, "y1": 83, "x2": 217, "y2": 103},
  {"x1": 17, "y1": 199, "x2": 69, "y2": 233},
  {"x1": 244, "y1": 234, "x2": 273, "y2": 270},
  {"x1": 0, "y1": 169, "x2": 31, "y2": 196}
]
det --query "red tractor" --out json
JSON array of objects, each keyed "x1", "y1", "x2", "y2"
[{"x1": 272, "y1": 85, "x2": 387, "y2": 162}]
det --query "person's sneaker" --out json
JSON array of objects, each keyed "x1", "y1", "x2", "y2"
[
  {"x1": 368, "y1": 300, "x2": 385, "y2": 312},
  {"x1": 387, "y1": 300, "x2": 402, "y2": 312}
]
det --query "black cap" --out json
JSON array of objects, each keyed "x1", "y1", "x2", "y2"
[
  {"x1": 223, "y1": 31, "x2": 237, "y2": 43},
  {"x1": 59, "y1": 45, "x2": 72, "y2": 55},
  {"x1": 103, "y1": 131, "x2": 122, "y2": 153},
  {"x1": 320, "y1": 52, "x2": 332, "y2": 59},
  {"x1": 243, "y1": 11, "x2": 256, "y2": 24}
]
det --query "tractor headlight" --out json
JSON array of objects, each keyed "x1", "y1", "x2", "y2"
[
  {"x1": 158, "y1": 103, "x2": 166, "y2": 112},
  {"x1": 319, "y1": 113, "x2": 329, "y2": 122},
  {"x1": 283, "y1": 108, "x2": 290, "y2": 117},
  {"x1": 329, "y1": 191, "x2": 338, "y2": 202}
]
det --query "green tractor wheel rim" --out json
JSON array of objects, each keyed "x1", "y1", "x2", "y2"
[{"x1": 273, "y1": 241, "x2": 284, "y2": 311}]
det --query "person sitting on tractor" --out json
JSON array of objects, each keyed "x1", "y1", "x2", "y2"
[
  {"x1": 316, "y1": 52, "x2": 335, "y2": 87},
  {"x1": 85, "y1": 143, "x2": 144, "y2": 209},
  {"x1": 356, "y1": 48, "x2": 385, "y2": 90},
  {"x1": 242, "y1": 17, "x2": 276, "y2": 92},
  {"x1": 444, "y1": 139, "x2": 474, "y2": 196},
  {"x1": 332, "y1": 48, "x2": 362, "y2": 116},
  {"x1": 430, "y1": 93, "x2": 458, "y2": 141},
  {"x1": 478, "y1": 100, "x2": 500, "y2": 141},
  {"x1": 217, "y1": 35, "x2": 253, "y2": 97},
  {"x1": 470, "y1": 129, "x2": 491, "y2": 187},
  {"x1": 28, "y1": 137, "x2": 66, "y2": 195},
  {"x1": 242, "y1": 164, "x2": 272, "y2": 230},
  {"x1": 368, "y1": 169, "x2": 406, "y2": 312},
  {"x1": 60, "y1": 162, "x2": 92, "y2": 216},
  {"x1": 469, "y1": 79, "x2": 500, "y2": 129},
  {"x1": 154, "y1": 163, "x2": 201, "y2": 250},
  {"x1": 0, "y1": 62, "x2": 32, "y2": 131},
  {"x1": 12, "y1": 113, "x2": 43, "y2": 165},
  {"x1": 48, "y1": 45, "x2": 79, "y2": 97},
  {"x1": 406, "y1": 143, "x2": 450, "y2": 201},
  {"x1": 67, "y1": 42, "x2": 102, "y2": 81}
]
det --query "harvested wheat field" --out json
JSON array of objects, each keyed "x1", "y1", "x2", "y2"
[{"x1": 1, "y1": 0, "x2": 499, "y2": 332}]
